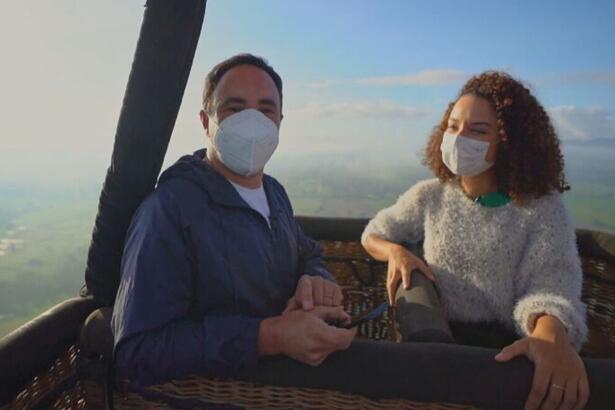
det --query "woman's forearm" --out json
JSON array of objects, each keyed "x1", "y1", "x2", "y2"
[
  {"x1": 363, "y1": 234, "x2": 403, "y2": 261},
  {"x1": 531, "y1": 314, "x2": 569, "y2": 344}
]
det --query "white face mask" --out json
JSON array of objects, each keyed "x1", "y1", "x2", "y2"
[
  {"x1": 209, "y1": 109, "x2": 279, "y2": 177},
  {"x1": 440, "y1": 132, "x2": 494, "y2": 177}
]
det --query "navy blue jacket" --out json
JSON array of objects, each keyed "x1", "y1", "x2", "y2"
[{"x1": 111, "y1": 149, "x2": 333, "y2": 386}]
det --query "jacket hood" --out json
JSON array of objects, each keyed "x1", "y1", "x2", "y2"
[
  {"x1": 157, "y1": 148, "x2": 279, "y2": 209},
  {"x1": 158, "y1": 148, "x2": 218, "y2": 188}
]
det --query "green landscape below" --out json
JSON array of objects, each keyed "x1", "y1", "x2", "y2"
[{"x1": 1, "y1": 150, "x2": 614, "y2": 337}]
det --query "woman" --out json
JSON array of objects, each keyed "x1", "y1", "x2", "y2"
[{"x1": 362, "y1": 71, "x2": 589, "y2": 410}]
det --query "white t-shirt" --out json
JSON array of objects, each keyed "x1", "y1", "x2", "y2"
[{"x1": 229, "y1": 180, "x2": 271, "y2": 226}]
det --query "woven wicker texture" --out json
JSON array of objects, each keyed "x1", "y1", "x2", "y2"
[
  {"x1": 49, "y1": 383, "x2": 87, "y2": 410},
  {"x1": 8, "y1": 236, "x2": 615, "y2": 409},
  {"x1": 321, "y1": 241, "x2": 392, "y2": 341},
  {"x1": 580, "y1": 256, "x2": 615, "y2": 358},
  {"x1": 7, "y1": 345, "x2": 86, "y2": 410},
  {"x1": 82, "y1": 378, "x2": 476, "y2": 410},
  {"x1": 83, "y1": 381, "x2": 171, "y2": 410}
]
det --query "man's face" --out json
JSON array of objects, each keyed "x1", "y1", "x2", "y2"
[{"x1": 201, "y1": 64, "x2": 282, "y2": 139}]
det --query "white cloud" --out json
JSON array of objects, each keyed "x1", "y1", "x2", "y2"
[
  {"x1": 303, "y1": 69, "x2": 470, "y2": 90},
  {"x1": 548, "y1": 106, "x2": 615, "y2": 141},
  {"x1": 305, "y1": 79, "x2": 340, "y2": 89},
  {"x1": 357, "y1": 69, "x2": 470, "y2": 86},
  {"x1": 292, "y1": 100, "x2": 433, "y2": 119},
  {"x1": 554, "y1": 71, "x2": 615, "y2": 86}
]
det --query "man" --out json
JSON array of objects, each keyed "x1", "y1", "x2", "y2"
[{"x1": 111, "y1": 54, "x2": 356, "y2": 387}]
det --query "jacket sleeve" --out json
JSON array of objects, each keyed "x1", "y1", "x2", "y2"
[
  {"x1": 296, "y1": 222, "x2": 335, "y2": 281},
  {"x1": 513, "y1": 194, "x2": 587, "y2": 350},
  {"x1": 111, "y1": 190, "x2": 262, "y2": 387},
  {"x1": 275, "y1": 180, "x2": 334, "y2": 282},
  {"x1": 360, "y1": 180, "x2": 432, "y2": 247}
]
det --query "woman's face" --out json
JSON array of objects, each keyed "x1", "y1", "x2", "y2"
[{"x1": 446, "y1": 94, "x2": 500, "y2": 163}]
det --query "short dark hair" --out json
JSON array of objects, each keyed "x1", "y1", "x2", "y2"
[{"x1": 202, "y1": 53, "x2": 283, "y2": 114}]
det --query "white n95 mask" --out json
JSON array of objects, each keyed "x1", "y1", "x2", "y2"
[
  {"x1": 440, "y1": 132, "x2": 494, "y2": 177},
  {"x1": 210, "y1": 109, "x2": 279, "y2": 176}
]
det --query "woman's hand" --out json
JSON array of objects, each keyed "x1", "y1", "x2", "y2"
[
  {"x1": 385, "y1": 243, "x2": 435, "y2": 305},
  {"x1": 495, "y1": 315, "x2": 589, "y2": 410}
]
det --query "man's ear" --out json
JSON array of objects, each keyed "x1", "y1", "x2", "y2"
[{"x1": 199, "y1": 110, "x2": 210, "y2": 136}]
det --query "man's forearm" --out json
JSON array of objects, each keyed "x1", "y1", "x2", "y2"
[{"x1": 258, "y1": 316, "x2": 281, "y2": 356}]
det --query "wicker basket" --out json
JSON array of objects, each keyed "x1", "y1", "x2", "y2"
[
  {"x1": 7, "y1": 346, "x2": 86, "y2": 410},
  {"x1": 81, "y1": 379, "x2": 475, "y2": 410},
  {"x1": 320, "y1": 240, "x2": 615, "y2": 358},
  {"x1": 7, "y1": 235, "x2": 615, "y2": 409}
]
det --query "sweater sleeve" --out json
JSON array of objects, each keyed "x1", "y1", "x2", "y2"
[
  {"x1": 513, "y1": 194, "x2": 587, "y2": 350},
  {"x1": 361, "y1": 180, "x2": 434, "y2": 247}
]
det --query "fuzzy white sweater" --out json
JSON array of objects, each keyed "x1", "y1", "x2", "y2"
[{"x1": 361, "y1": 179, "x2": 587, "y2": 349}]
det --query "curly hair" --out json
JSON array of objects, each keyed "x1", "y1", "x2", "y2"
[{"x1": 424, "y1": 71, "x2": 569, "y2": 201}]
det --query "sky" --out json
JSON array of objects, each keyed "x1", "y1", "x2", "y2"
[{"x1": 0, "y1": 0, "x2": 614, "y2": 184}]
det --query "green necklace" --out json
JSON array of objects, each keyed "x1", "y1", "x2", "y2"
[{"x1": 474, "y1": 192, "x2": 511, "y2": 208}]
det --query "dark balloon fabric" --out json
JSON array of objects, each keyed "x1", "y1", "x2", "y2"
[{"x1": 84, "y1": 0, "x2": 206, "y2": 307}]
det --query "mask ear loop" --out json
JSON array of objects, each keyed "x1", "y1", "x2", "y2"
[
  {"x1": 207, "y1": 106, "x2": 228, "y2": 143},
  {"x1": 206, "y1": 113, "x2": 224, "y2": 162}
]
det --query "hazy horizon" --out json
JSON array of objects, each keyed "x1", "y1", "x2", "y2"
[
  {"x1": 2, "y1": 1, "x2": 615, "y2": 185},
  {"x1": 1, "y1": 1, "x2": 614, "y2": 336}
]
